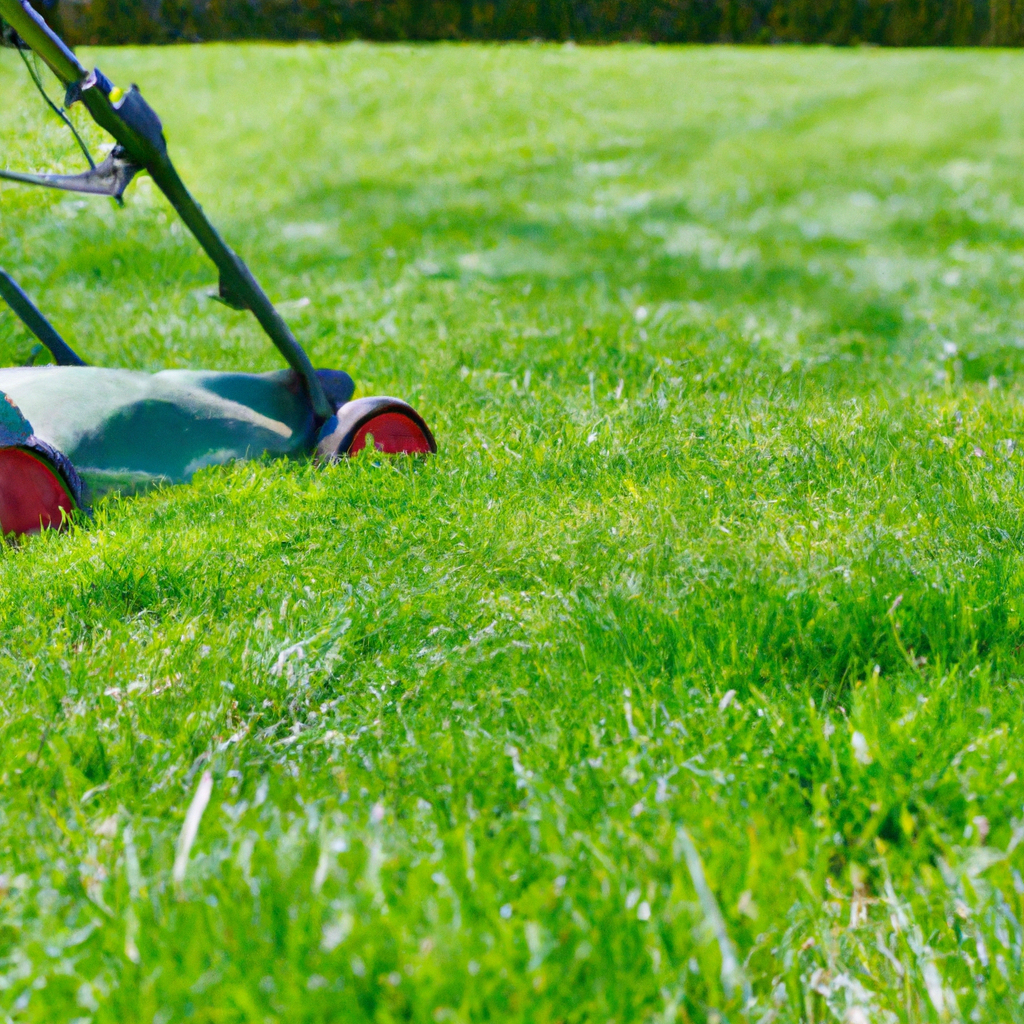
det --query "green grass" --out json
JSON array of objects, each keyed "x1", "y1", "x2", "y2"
[{"x1": 3, "y1": 40, "x2": 1024, "y2": 1022}]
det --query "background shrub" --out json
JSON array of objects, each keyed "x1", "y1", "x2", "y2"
[{"x1": 32, "y1": 0, "x2": 1024, "y2": 47}]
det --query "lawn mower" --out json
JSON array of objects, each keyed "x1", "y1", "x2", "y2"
[{"x1": 0, "y1": 0, "x2": 435, "y2": 537}]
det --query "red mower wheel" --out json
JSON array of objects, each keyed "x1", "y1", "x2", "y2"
[
  {"x1": 0, "y1": 447, "x2": 76, "y2": 536},
  {"x1": 350, "y1": 412, "x2": 433, "y2": 455},
  {"x1": 315, "y1": 397, "x2": 437, "y2": 461}
]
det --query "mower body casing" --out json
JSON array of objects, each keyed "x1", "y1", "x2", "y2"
[{"x1": 0, "y1": 365, "x2": 354, "y2": 503}]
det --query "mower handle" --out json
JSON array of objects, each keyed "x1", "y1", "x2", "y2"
[{"x1": 0, "y1": 0, "x2": 332, "y2": 421}]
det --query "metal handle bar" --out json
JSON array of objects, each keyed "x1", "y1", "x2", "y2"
[{"x1": 0, "y1": 0, "x2": 331, "y2": 420}]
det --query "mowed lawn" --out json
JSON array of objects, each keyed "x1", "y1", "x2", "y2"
[{"x1": 3, "y1": 40, "x2": 1024, "y2": 1022}]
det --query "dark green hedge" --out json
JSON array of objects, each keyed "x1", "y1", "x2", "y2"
[{"x1": 41, "y1": 0, "x2": 1024, "y2": 47}]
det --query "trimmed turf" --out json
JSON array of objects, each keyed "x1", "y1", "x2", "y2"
[{"x1": 2, "y1": 41, "x2": 1024, "y2": 1022}]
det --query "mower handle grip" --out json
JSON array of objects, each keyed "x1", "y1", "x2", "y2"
[{"x1": 0, "y1": 0, "x2": 82, "y2": 85}]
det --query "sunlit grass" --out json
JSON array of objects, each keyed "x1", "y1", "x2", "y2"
[{"x1": 2, "y1": 42, "x2": 1024, "y2": 1022}]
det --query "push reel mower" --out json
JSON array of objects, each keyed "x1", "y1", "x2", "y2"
[{"x1": 0, "y1": 0, "x2": 436, "y2": 537}]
